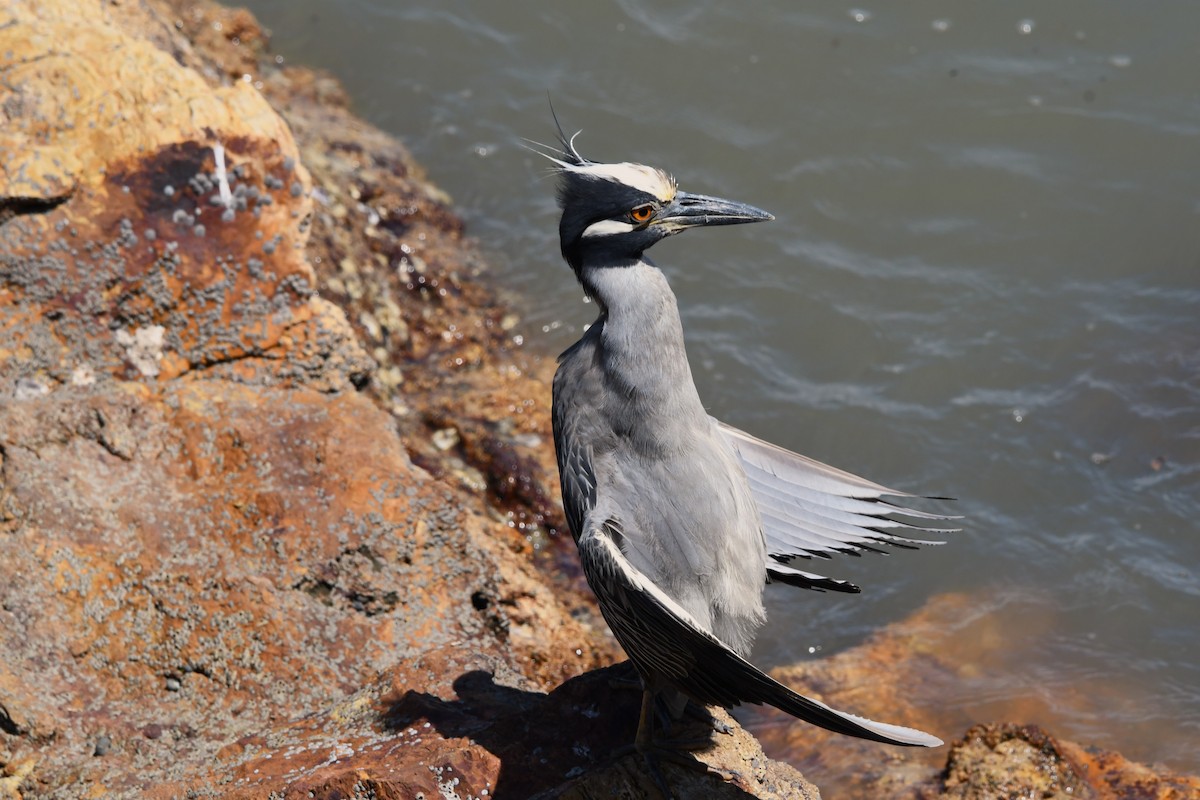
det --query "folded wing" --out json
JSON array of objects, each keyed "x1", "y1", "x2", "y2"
[{"x1": 578, "y1": 516, "x2": 943, "y2": 747}]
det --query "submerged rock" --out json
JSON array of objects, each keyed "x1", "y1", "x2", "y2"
[
  {"x1": 925, "y1": 722, "x2": 1200, "y2": 800},
  {"x1": 750, "y1": 592, "x2": 1200, "y2": 799}
]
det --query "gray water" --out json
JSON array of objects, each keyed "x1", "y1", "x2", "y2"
[{"x1": 239, "y1": 0, "x2": 1200, "y2": 777}]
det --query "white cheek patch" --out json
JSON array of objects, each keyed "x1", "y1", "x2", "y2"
[{"x1": 582, "y1": 218, "x2": 637, "y2": 238}]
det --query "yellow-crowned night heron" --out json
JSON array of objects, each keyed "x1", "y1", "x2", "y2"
[{"x1": 535, "y1": 116, "x2": 952, "y2": 787}]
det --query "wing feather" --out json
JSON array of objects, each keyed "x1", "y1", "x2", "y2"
[{"x1": 716, "y1": 419, "x2": 959, "y2": 586}]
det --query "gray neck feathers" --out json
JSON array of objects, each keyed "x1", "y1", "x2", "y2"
[{"x1": 583, "y1": 260, "x2": 709, "y2": 452}]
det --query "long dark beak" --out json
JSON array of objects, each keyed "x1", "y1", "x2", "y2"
[{"x1": 656, "y1": 191, "x2": 774, "y2": 231}]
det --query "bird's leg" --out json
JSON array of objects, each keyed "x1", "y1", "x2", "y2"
[
  {"x1": 634, "y1": 689, "x2": 682, "y2": 800},
  {"x1": 634, "y1": 688, "x2": 658, "y2": 749},
  {"x1": 649, "y1": 692, "x2": 723, "y2": 751},
  {"x1": 623, "y1": 689, "x2": 733, "y2": 799},
  {"x1": 607, "y1": 668, "x2": 691, "y2": 739}
]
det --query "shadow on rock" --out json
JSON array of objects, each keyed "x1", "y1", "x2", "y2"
[{"x1": 382, "y1": 663, "x2": 817, "y2": 799}]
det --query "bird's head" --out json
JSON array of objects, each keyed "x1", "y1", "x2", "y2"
[{"x1": 531, "y1": 118, "x2": 773, "y2": 274}]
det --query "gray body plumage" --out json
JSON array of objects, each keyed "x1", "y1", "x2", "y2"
[
  {"x1": 553, "y1": 260, "x2": 765, "y2": 657},
  {"x1": 539, "y1": 122, "x2": 953, "y2": 751}
]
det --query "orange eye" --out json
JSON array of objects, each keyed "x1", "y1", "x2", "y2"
[{"x1": 630, "y1": 204, "x2": 654, "y2": 224}]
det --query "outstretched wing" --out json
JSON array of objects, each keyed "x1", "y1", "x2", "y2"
[
  {"x1": 577, "y1": 515, "x2": 942, "y2": 747},
  {"x1": 717, "y1": 420, "x2": 960, "y2": 593}
]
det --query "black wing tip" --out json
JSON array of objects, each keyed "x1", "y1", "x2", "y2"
[
  {"x1": 877, "y1": 491, "x2": 957, "y2": 502},
  {"x1": 861, "y1": 534, "x2": 918, "y2": 551},
  {"x1": 767, "y1": 566, "x2": 862, "y2": 593},
  {"x1": 876, "y1": 497, "x2": 963, "y2": 520}
]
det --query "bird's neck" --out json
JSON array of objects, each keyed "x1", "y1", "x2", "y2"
[{"x1": 581, "y1": 259, "x2": 709, "y2": 443}]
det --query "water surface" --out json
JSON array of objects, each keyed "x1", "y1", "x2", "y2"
[{"x1": 239, "y1": 0, "x2": 1200, "y2": 780}]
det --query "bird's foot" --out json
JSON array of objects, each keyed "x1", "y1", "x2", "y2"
[
  {"x1": 608, "y1": 676, "x2": 718, "y2": 740},
  {"x1": 621, "y1": 690, "x2": 734, "y2": 799},
  {"x1": 614, "y1": 741, "x2": 733, "y2": 800},
  {"x1": 683, "y1": 700, "x2": 734, "y2": 736}
]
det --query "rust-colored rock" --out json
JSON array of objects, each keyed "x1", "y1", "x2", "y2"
[
  {"x1": 243, "y1": 13, "x2": 613, "y2": 689},
  {"x1": 0, "y1": 0, "x2": 370, "y2": 392},
  {"x1": 928, "y1": 724, "x2": 1089, "y2": 800},
  {"x1": 1056, "y1": 735, "x2": 1200, "y2": 800},
  {"x1": 913, "y1": 723, "x2": 1200, "y2": 800},
  {"x1": 147, "y1": 662, "x2": 820, "y2": 800},
  {"x1": 0, "y1": 379, "x2": 511, "y2": 795},
  {"x1": 0, "y1": 0, "x2": 614, "y2": 797}
]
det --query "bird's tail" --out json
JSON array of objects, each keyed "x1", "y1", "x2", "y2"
[
  {"x1": 758, "y1": 676, "x2": 942, "y2": 747},
  {"x1": 686, "y1": 634, "x2": 942, "y2": 747}
]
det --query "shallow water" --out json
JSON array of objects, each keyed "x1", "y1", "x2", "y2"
[{"x1": 240, "y1": 0, "x2": 1200, "y2": 778}]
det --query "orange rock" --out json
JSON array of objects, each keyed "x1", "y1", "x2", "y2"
[
  {"x1": 0, "y1": 0, "x2": 625, "y2": 797},
  {"x1": 0, "y1": 1, "x2": 522, "y2": 796},
  {"x1": 919, "y1": 723, "x2": 1200, "y2": 800},
  {"x1": 0, "y1": 0, "x2": 363, "y2": 392}
]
